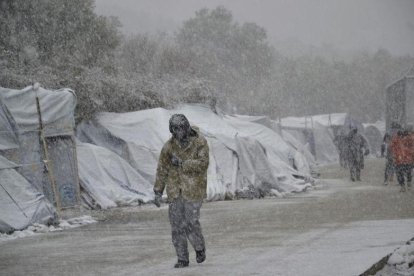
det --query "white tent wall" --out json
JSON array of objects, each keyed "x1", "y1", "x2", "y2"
[
  {"x1": 77, "y1": 107, "x2": 172, "y2": 184},
  {"x1": 280, "y1": 114, "x2": 359, "y2": 165},
  {"x1": 0, "y1": 86, "x2": 76, "y2": 137},
  {"x1": 224, "y1": 115, "x2": 310, "y2": 177},
  {"x1": 206, "y1": 137, "x2": 236, "y2": 200},
  {"x1": 232, "y1": 114, "x2": 313, "y2": 172},
  {"x1": 363, "y1": 123, "x2": 384, "y2": 155},
  {"x1": 0, "y1": 99, "x2": 19, "y2": 151},
  {"x1": 77, "y1": 104, "x2": 313, "y2": 202},
  {"x1": 281, "y1": 130, "x2": 316, "y2": 169},
  {"x1": 312, "y1": 122, "x2": 339, "y2": 164},
  {"x1": 0, "y1": 156, "x2": 56, "y2": 233},
  {"x1": 76, "y1": 142, "x2": 153, "y2": 209},
  {"x1": 0, "y1": 85, "x2": 80, "y2": 209}
]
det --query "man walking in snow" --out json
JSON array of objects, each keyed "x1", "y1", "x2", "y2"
[
  {"x1": 153, "y1": 114, "x2": 209, "y2": 268},
  {"x1": 346, "y1": 126, "x2": 369, "y2": 181}
]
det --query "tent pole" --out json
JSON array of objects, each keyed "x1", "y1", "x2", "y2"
[{"x1": 35, "y1": 92, "x2": 61, "y2": 217}]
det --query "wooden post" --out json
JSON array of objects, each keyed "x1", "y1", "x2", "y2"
[{"x1": 35, "y1": 93, "x2": 61, "y2": 216}]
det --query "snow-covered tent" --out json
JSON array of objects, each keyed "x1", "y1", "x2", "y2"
[
  {"x1": 0, "y1": 156, "x2": 56, "y2": 233},
  {"x1": 280, "y1": 116, "x2": 340, "y2": 164},
  {"x1": 232, "y1": 115, "x2": 316, "y2": 174},
  {"x1": 77, "y1": 142, "x2": 153, "y2": 209},
  {"x1": 0, "y1": 85, "x2": 80, "y2": 209},
  {"x1": 232, "y1": 114, "x2": 281, "y2": 134},
  {"x1": 77, "y1": 104, "x2": 313, "y2": 202},
  {"x1": 363, "y1": 122, "x2": 384, "y2": 156},
  {"x1": 0, "y1": 98, "x2": 57, "y2": 233}
]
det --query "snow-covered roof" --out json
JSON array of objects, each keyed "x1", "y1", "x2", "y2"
[
  {"x1": 280, "y1": 113, "x2": 349, "y2": 129},
  {"x1": 0, "y1": 85, "x2": 76, "y2": 137}
]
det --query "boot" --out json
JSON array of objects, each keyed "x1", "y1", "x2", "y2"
[
  {"x1": 196, "y1": 248, "x2": 206, "y2": 264},
  {"x1": 174, "y1": 260, "x2": 189, "y2": 268},
  {"x1": 400, "y1": 186, "x2": 406, "y2": 192}
]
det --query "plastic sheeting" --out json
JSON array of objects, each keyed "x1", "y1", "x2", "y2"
[
  {"x1": 77, "y1": 104, "x2": 312, "y2": 201},
  {"x1": 0, "y1": 85, "x2": 79, "y2": 208},
  {"x1": 280, "y1": 114, "x2": 343, "y2": 164},
  {"x1": 0, "y1": 86, "x2": 76, "y2": 137},
  {"x1": 0, "y1": 156, "x2": 56, "y2": 233},
  {"x1": 0, "y1": 99, "x2": 19, "y2": 151},
  {"x1": 77, "y1": 142, "x2": 154, "y2": 209}
]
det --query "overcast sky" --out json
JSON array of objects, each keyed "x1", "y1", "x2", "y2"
[{"x1": 95, "y1": 0, "x2": 414, "y2": 56}]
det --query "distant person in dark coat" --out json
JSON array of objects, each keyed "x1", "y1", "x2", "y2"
[
  {"x1": 382, "y1": 132, "x2": 394, "y2": 185},
  {"x1": 382, "y1": 122, "x2": 401, "y2": 185},
  {"x1": 347, "y1": 126, "x2": 369, "y2": 181}
]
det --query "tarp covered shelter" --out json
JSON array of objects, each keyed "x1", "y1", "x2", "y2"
[
  {"x1": 385, "y1": 67, "x2": 414, "y2": 131},
  {"x1": 77, "y1": 104, "x2": 313, "y2": 202},
  {"x1": 363, "y1": 122, "x2": 384, "y2": 155},
  {"x1": 77, "y1": 142, "x2": 154, "y2": 209},
  {"x1": 0, "y1": 97, "x2": 57, "y2": 233},
  {"x1": 231, "y1": 115, "x2": 315, "y2": 171},
  {"x1": 280, "y1": 115, "x2": 342, "y2": 164},
  {"x1": 0, "y1": 85, "x2": 80, "y2": 209}
]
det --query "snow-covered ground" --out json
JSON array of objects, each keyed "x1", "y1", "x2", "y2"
[
  {"x1": 0, "y1": 216, "x2": 96, "y2": 243},
  {"x1": 0, "y1": 159, "x2": 413, "y2": 276},
  {"x1": 375, "y1": 239, "x2": 414, "y2": 276}
]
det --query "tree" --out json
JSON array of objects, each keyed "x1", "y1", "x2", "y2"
[{"x1": 175, "y1": 6, "x2": 274, "y2": 109}]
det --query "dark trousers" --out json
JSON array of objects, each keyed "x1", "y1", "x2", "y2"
[
  {"x1": 384, "y1": 158, "x2": 394, "y2": 182},
  {"x1": 168, "y1": 196, "x2": 205, "y2": 262},
  {"x1": 349, "y1": 162, "x2": 361, "y2": 181},
  {"x1": 395, "y1": 164, "x2": 412, "y2": 186}
]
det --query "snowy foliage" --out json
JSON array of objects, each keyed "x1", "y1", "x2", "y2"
[{"x1": 1, "y1": 2, "x2": 413, "y2": 122}]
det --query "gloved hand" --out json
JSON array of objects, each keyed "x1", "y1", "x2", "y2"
[
  {"x1": 171, "y1": 154, "x2": 183, "y2": 167},
  {"x1": 364, "y1": 148, "x2": 370, "y2": 156},
  {"x1": 153, "y1": 192, "x2": 162, "y2": 207}
]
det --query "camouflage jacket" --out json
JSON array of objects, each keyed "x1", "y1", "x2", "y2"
[{"x1": 154, "y1": 128, "x2": 209, "y2": 202}]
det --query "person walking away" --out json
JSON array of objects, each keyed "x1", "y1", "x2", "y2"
[
  {"x1": 382, "y1": 122, "x2": 401, "y2": 185},
  {"x1": 382, "y1": 132, "x2": 394, "y2": 185},
  {"x1": 153, "y1": 114, "x2": 209, "y2": 268},
  {"x1": 347, "y1": 126, "x2": 369, "y2": 181},
  {"x1": 390, "y1": 127, "x2": 414, "y2": 192}
]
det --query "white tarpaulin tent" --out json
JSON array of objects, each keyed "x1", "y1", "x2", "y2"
[
  {"x1": 77, "y1": 104, "x2": 313, "y2": 202},
  {"x1": 77, "y1": 142, "x2": 154, "y2": 209},
  {"x1": 234, "y1": 114, "x2": 316, "y2": 173},
  {"x1": 0, "y1": 85, "x2": 80, "y2": 208},
  {"x1": 281, "y1": 115, "x2": 340, "y2": 164},
  {"x1": 0, "y1": 94, "x2": 57, "y2": 233},
  {"x1": 0, "y1": 147, "x2": 56, "y2": 233}
]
